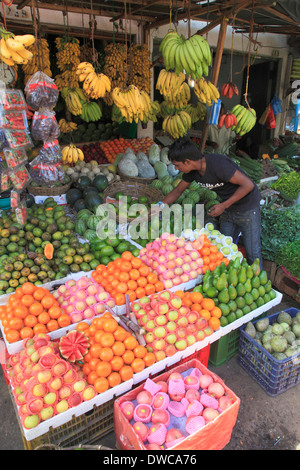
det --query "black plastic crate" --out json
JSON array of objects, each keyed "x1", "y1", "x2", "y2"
[{"x1": 238, "y1": 308, "x2": 300, "y2": 396}]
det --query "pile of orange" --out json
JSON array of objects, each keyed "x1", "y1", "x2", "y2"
[
  {"x1": 193, "y1": 234, "x2": 229, "y2": 274},
  {"x1": 99, "y1": 138, "x2": 133, "y2": 163},
  {"x1": 0, "y1": 282, "x2": 71, "y2": 343},
  {"x1": 92, "y1": 251, "x2": 164, "y2": 306},
  {"x1": 174, "y1": 290, "x2": 222, "y2": 332},
  {"x1": 76, "y1": 312, "x2": 156, "y2": 394}
]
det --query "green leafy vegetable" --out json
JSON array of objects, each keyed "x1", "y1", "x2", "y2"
[
  {"x1": 275, "y1": 239, "x2": 300, "y2": 280},
  {"x1": 272, "y1": 171, "x2": 300, "y2": 200}
]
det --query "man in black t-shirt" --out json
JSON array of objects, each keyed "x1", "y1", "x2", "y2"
[{"x1": 155, "y1": 136, "x2": 263, "y2": 269}]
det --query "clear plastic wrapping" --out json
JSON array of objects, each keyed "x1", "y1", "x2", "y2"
[
  {"x1": 3, "y1": 129, "x2": 33, "y2": 149},
  {"x1": 15, "y1": 201, "x2": 28, "y2": 225},
  {"x1": 25, "y1": 71, "x2": 59, "y2": 110},
  {"x1": 3, "y1": 147, "x2": 28, "y2": 170},
  {"x1": 0, "y1": 167, "x2": 13, "y2": 192},
  {"x1": 38, "y1": 139, "x2": 62, "y2": 162},
  {"x1": 29, "y1": 156, "x2": 65, "y2": 187},
  {"x1": 9, "y1": 164, "x2": 31, "y2": 191},
  {"x1": 31, "y1": 110, "x2": 60, "y2": 142},
  {"x1": 0, "y1": 109, "x2": 29, "y2": 130},
  {"x1": 0, "y1": 90, "x2": 27, "y2": 112}
]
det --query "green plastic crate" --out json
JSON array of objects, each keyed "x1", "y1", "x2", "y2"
[{"x1": 209, "y1": 329, "x2": 240, "y2": 367}]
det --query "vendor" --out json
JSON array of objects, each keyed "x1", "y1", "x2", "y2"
[
  {"x1": 155, "y1": 135, "x2": 263, "y2": 269},
  {"x1": 206, "y1": 103, "x2": 238, "y2": 155}
]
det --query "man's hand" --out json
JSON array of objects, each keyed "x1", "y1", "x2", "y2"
[{"x1": 207, "y1": 202, "x2": 226, "y2": 217}]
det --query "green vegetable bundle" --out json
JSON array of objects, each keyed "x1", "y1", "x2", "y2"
[
  {"x1": 275, "y1": 239, "x2": 300, "y2": 280},
  {"x1": 261, "y1": 204, "x2": 300, "y2": 262},
  {"x1": 272, "y1": 171, "x2": 300, "y2": 200}
]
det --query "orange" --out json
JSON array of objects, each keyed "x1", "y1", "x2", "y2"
[
  {"x1": 29, "y1": 302, "x2": 43, "y2": 316},
  {"x1": 120, "y1": 260, "x2": 132, "y2": 273},
  {"x1": 143, "y1": 352, "x2": 156, "y2": 367},
  {"x1": 113, "y1": 326, "x2": 129, "y2": 342},
  {"x1": 136, "y1": 277, "x2": 147, "y2": 288},
  {"x1": 99, "y1": 347, "x2": 114, "y2": 362},
  {"x1": 155, "y1": 281, "x2": 165, "y2": 292},
  {"x1": 112, "y1": 341, "x2": 126, "y2": 357},
  {"x1": 94, "y1": 330, "x2": 104, "y2": 344},
  {"x1": 116, "y1": 282, "x2": 128, "y2": 294},
  {"x1": 89, "y1": 357, "x2": 100, "y2": 370},
  {"x1": 41, "y1": 295, "x2": 54, "y2": 310},
  {"x1": 6, "y1": 329, "x2": 20, "y2": 343},
  {"x1": 121, "y1": 251, "x2": 133, "y2": 261},
  {"x1": 8, "y1": 317, "x2": 23, "y2": 330},
  {"x1": 76, "y1": 321, "x2": 90, "y2": 332},
  {"x1": 21, "y1": 282, "x2": 35, "y2": 295},
  {"x1": 182, "y1": 296, "x2": 192, "y2": 307},
  {"x1": 14, "y1": 305, "x2": 28, "y2": 319},
  {"x1": 94, "y1": 376, "x2": 109, "y2": 394},
  {"x1": 33, "y1": 287, "x2": 47, "y2": 301},
  {"x1": 131, "y1": 358, "x2": 145, "y2": 373},
  {"x1": 33, "y1": 323, "x2": 47, "y2": 334},
  {"x1": 211, "y1": 306, "x2": 222, "y2": 318},
  {"x1": 96, "y1": 361, "x2": 112, "y2": 378},
  {"x1": 119, "y1": 271, "x2": 130, "y2": 283},
  {"x1": 174, "y1": 290, "x2": 185, "y2": 298},
  {"x1": 24, "y1": 314, "x2": 38, "y2": 328},
  {"x1": 202, "y1": 256, "x2": 211, "y2": 266},
  {"x1": 124, "y1": 335, "x2": 138, "y2": 351},
  {"x1": 209, "y1": 262, "x2": 217, "y2": 271},
  {"x1": 190, "y1": 291, "x2": 203, "y2": 304},
  {"x1": 100, "y1": 332, "x2": 115, "y2": 348},
  {"x1": 38, "y1": 311, "x2": 50, "y2": 325},
  {"x1": 131, "y1": 257, "x2": 142, "y2": 269},
  {"x1": 119, "y1": 365, "x2": 133, "y2": 382},
  {"x1": 199, "y1": 309, "x2": 211, "y2": 321},
  {"x1": 208, "y1": 317, "x2": 221, "y2": 331},
  {"x1": 147, "y1": 272, "x2": 158, "y2": 285},
  {"x1": 103, "y1": 318, "x2": 118, "y2": 333},
  {"x1": 47, "y1": 319, "x2": 59, "y2": 332},
  {"x1": 20, "y1": 326, "x2": 33, "y2": 340},
  {"x1": 87, "y1": 370, "x2": 98, "y2": 385},
  {"x1": 57, "y1": 314, "x2": 71, "y2": 328},
  {"x1": 107, "y1": 372, "x2": 121, "y2": 388},
  {"x1": 139, "y1": 265, "x2": 150, "y2": 277},
  {"x1": 133, "y1": 345, "x2": 147, "y2": 358},
  {"x1": 135, "y1": 287, "x2": 146, "y2": 299},
  {"x1": 145, "y1": 284, "x2": 155, "y2": 296},
  {"x1": 115, "y1": 293, "x2": 125, "y2": 306},
  {"x1": 201, "y1": 298, "x2": 215, "y2": 311},
  {"x1": 191, "y1": 303, "x2": 202, "y2": 313},
  {"x1": 201, "y1": 247, "x2": 210, "y2": 256},
  {"x1": 125, "y1": 290, "x2": 137, "y2": 302},
  {"x1": 90, "y1": 343, "x2": 102, "y2": 358},
  {"x1": 82, "y1": 363, "x2": 91, "y2": 376},
  {"x1": 110, "y1": 356, "x2": 124, "y2": 371},
  {"x1": 122, "y1": 350, "x2": 135, "y2": 365},
  {"x1": 129, "y1": 269, "x2": 140, "y2": 280},
  {"x1": 92, "y1": 317, "x2": 105, "y2": 329}
]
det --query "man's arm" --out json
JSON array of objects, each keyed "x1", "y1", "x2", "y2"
[
  {"x1": 208, "y1": 170, "x2": 254, "y2": 217},
  {"x1": 162, "y1": 179, "x2": 191, "y2": 205}
]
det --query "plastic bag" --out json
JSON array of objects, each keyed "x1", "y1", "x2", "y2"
[
  {"x1": 25, "y1": 71, "x2": 59, "y2": 110},
  {"x1": 30, "y1": 156, "x2": 65, "y2": 187},
  {"x1": 38, "y1": 140, "x2": 62, "y2": 162},
  {"x1": 271, "y1": 95, "x2": 282, "y2": 115},
  {"x1": 9, "y1": 164, "x2": 31, "y2": 191},
  {"x1": 4, "y1": 129, "x2": 33, "y2": 149},
  {"x1": 206, "y1": 99, "x2": 222, "y2": 125},
  {"x1": 4, "y1": 147, "x2": 28, "y2": 170},
  {"x1": 31, "y1": 110, "x2": 60, "y2": 142},
  {"x1": 10, "y1": 190, "x2": 20, "y2": 208},
  {"x1": 265, "y1": 105, "x2": 277, "y2": 130},
  {"x1": 0, "y1": 168, "x2": 12, "y2": 192},
  {"x1": 15, "y1": 201, "x2": 28, "y2": 225}
]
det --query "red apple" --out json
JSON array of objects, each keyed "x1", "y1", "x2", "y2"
[
  {"x1": 185, "y1": 388, "x2": 201, "y2": 403},
  {"x1": 136, "y1": 390, "x2": 153, "y2": 405},
  {"x1": 165, "y1": 428, "x2": 184, "y2": 443},
  {"x1": 156, "y1": 381, "x2": 168, "y2": 393}
]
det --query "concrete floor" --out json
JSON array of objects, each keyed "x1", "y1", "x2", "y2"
[{"x1": 1, "y1": 293, "x2": 299, "y2": 451}]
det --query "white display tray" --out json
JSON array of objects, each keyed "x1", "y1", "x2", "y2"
[{"x1": 8, "y1": 289, "x2": 282, "y2": 441}]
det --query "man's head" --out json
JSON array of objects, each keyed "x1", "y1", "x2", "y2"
[{"x1": 168, "y1": 135, "x2": 202, "y2": 173}]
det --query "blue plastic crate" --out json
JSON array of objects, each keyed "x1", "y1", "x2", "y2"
[{"x1": 238, "y1": 307, "x2": 300, "y2": 396}]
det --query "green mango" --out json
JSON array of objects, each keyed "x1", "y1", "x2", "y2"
[
  {"x1": 259, "y1": 270, "x2": 268, "y2": 286},
  {"x1": 251, "y1": 258, "x2": 261, "y2": 276},
  {"x1": 218, "y1": 288, "x2": 229, "y2": 304},
  {"x1": 228, "y1": 300, "x2": 237, "y2": 312},
  {"x1": 256, "y1": 297, "x2": 265, "y2": 307},
  {"x1": 193, "y1": 284, "x2": 203, "y2": 293},
  {"x1": 242, "y1": 305, "x2": 251, "y2": 315},
  {"x1": 238, "y1": 266, "x2": 247, "y2": 284},
  {"x1": 236, "y1": 282, "x2": 246, "y2": 297},
  {"x1": 219, "y1": 303, "x2": 230, "y2": 316},
  {"x1": 244, "y1": 278, "x2": 252, "y2": 293},
  {"x1": 263, "y1": 293, "x2": 271, "y2": 303},
  {"x1": 232, "y1": 257, "x2": 241, "y2": 270},
  {"x1": 258, "y1": 285, "x2": 265, "y2": 297},
  {"x1": 236, "y1": 296, "x2": 246, "y2": 309},
  {"x1": 251, "y1": 288, "x2": 260, "y2": 301},
  {"x1": 228, "y1": 269, "x2": 238, "y2": 287},
  {"x1": 215, "y1": 273, "x2": 228, "y2": 291},
  {"x1": 202, "y1": 280, "x2": 213, "y2": 293},
  {"x1": 228, "y1": 285, "x2": 237, "y2": 300},
  {"x1": 251, "y1": 275, "x2": 260, "y2": 289},
  {"x1": 246, "y1": 265, "x2": 254, "y2": 279},
  {"x1": 236, "y1": 309, "x2": 244, "y2": 319},
  {"x1": 249, "y1": 302, "x2": 258, "y2": 311},
  {"x1": 264, "y1": 280, "x2": 272, "y2": 293},
  {"x1": 244, "y1": 292, "x2": 254, "y2": 305},
  {"x1": 206, "y1": 286, "x2": 218, "y2": 298}
]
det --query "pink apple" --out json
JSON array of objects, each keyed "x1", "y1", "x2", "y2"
[
  {"x1": 176, "y1": 327, "x2": 186, "y2": 339},
  {"x1": 52, "y1": 361, "x2": 68, "y2": 376},
  {"x1": 204, "y1": 326, "x2": 214, "y2": 336},
  {"x1": 196, "y1": 318, "x2": 208, "y2": 330},
  {"x1": 176, "y1": 238, "x2": 185, "y2": 248},
  {"x1": 28, "y1": 397, "x2": 44, "y2": 413},
  {"x1": 156, "y1": 380, "x2": 168, "y2": 393},
  {"x1": 152, "y1": 409, "x2": 170, "y2": 426},
  {"x1": 189, "y1": 270, "x2": 198, "y2": 280},
  {"x1": 186, "y1": 335, "x2": 197, "y2": 346},
  {"x1": 179, "y1": 306, "x2": 189, "y2": 316},
  {"x1": 135, "y1": 404, "x2": 151, "y2": 420},
  {"x1": 83, "y1": 307, "x2": 95, "y2": 319},
  {"x1": 165, "y1": 344, "x2": 177, "y2": 356},
  {"x1": 155, "y1": 315, "x2": 167, "y2": 326},
  {"x1": 168, "y1": 372, "x2": 183, "y2": 382},
  {"x1": 184, "y1": 255, "x2": 191, "y2": 263},
  {"x1": 172, "y1": 276, "x2": 182, "y2": 286},
  {"x1": 70, "y1": 312, "x2": 83, "y2": 323},
  {"x1": 86, "y1": 284, "x2": 98, "y2": 296},
  {"x1": 166, "y1": 321, "x2": 177, "y2": 332},
  {"x1": 166, "y1": 428, "x2": 184, "y2": 443},
  {"x1": 154, "y1": 326, "x2": 166, "y2": 338},
  {"x1": 170, "y1": 297, "x2": 182, "y2": 309},
  {"x1": 32, "y1": 382, "x2": 48, "y2": 397},
  {"x1": 174, "y1": 267, "x2": 183, "y2": 276},
  {"x1": 186, "y1": 323, "x2": 198, "y2": 335},
  {"x1": 133, "y1": 421, "x2": 149, "y2": 441},
  {"x1": 148, "y1": 423, "x2": 167, "y2": 446},
  {"x1": 218, "y1": 395, "x2": 233, "y2": 411},
  {"x1": 185, "y1": 388, "x2": 201, "y2": 403},
  {"x1": 120, "y1": 401, "x2": 134, "y2": 420},
  {"x1": 199, "y1": 374, "x2": 214, "y2": 389},
  {"x1": 145, "y1": 319, "x2": 156, "y2": 332},
  {"x1": 37, "y1": 369, "x2": 52, "y2": 384},
  {"x1": 136, "y1": 390, "x2": 153, "y2": 405},
  {"x1": 75, "y1": 289, "x2": 86, "y2": 300},
  {"x1": 184, "y1": 375, "x2": 199, "y2": 387},
  {"x1": 66, "y1": 305, "x2": 74, "y2": 315},
  {"x1": 75, "y1": 301, "x2": 87, "y2": 312},
  {"x1": 167, "y1": 310, "x2": 179, "y2": 322},
  {"x1": 97, "y1": 292, "x2": 109, "y2": 302},
  {"x1": 49, "y1": 377, "x2": 62, "y2": 391},
  {"x1": 166, "y1": 260, "x2": 176, "y2": 270},
  {"x1": 153, "y1": 338, "x2": 167, "y2": 351},
  {"x1": 63, "y1": 368, "x2": 77, "y2": 384},
  {"x1": 202, "y1": 407, "x2": 219, "y2": 422},
  {"x1": 208, "y1": 382, "x2": 225, "y2": 398},
  {"x1": 56, "y1": 399, "x2": 69, "y2": 414},
  {"x1": 177, "y1": 316, "x2": 188, "y2": 327},
  {"x1": 59, "y1": 384, "x2": 72, "y2": 399},
  {"x1": 76, "y1": 278, "x2": 88, "y2": 288},
  {"x1": 156, "y1": 303, "x2": 169, "y2": 315},
  {"x1": 180, "y1": 274, "x2": 190, "y2": 283}
]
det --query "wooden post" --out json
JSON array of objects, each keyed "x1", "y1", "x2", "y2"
[{"x1": 200, "y1": 17, "x2": 228, "y2": 153}]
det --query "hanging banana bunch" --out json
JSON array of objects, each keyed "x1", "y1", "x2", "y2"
[
  {"x1": 22, "y1": 38, "x2": 52, "y2": 84},
  {"x1": 194, "y1": 77, "x2": 220, "y2": 106},
  {"x1": 103, "y1": 43, "x2": 127, "y2": 105},
  {"x1": 164, "y1": 81, "x2": 191, "y2": 109},
  {"x1": 112, "y1": 84, "x2": 146, "y2": 124},
  {"x1": 139, "y1": 91, "x2": 160, "y2": 124},
  {"x1": 61, "y1": 87, "x2": 86, "y2": 116},
  {"x1": 55, "y1": 37, "x2": 81, "y2": 91},
  {"x1": 128, "y1": 43, "x2": 152, "y2": 94},
  {"x1": 185, "y1": 102, "x2": 207, "y2": 124},
  {"x1": 76, "y1": 61, "x2": 111, "y2": 99},
  {"x1": 156, "y1": 69, "x2": 186, "y2": 97},
  {"x1": 159, "y1": 30, "x2": 211, "y2": 79},
  {"x1": 162, "y1": 111, "x2": 192, "y2": 139},
  {"x1": 230, "y1": 105, "x2": 257, "y2": 136},
  {"x1": 62, "y1": 143, "x2": 84, "y2": 164},
  {"x1": 0, "y1": 28, "x2": 35, "y2": 66},
  {"x1": 58, "y1": 118, "x2": 78, "y2": 134}
]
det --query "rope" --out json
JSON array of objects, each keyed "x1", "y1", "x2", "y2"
[
  {"x1": 1, "y1": 1, "x2": 7, "y2": 30},
  {"x1": 244, "y1": 0, "x2": 255, "y2": 110}
]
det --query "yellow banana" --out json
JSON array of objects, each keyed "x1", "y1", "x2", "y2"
[
  {"x1": 0, "y1": 38, "x2": 12, "y2": 60},
  {"x1": 13, "y1": 35, "x2": 35, "y2": 47}
]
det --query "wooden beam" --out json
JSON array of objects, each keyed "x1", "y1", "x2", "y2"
[
  {"x1": 200, "y1": 17, "x2": 228, "y2": 154},
  {"x1": 259, "y1": 5, "x2": 300, "y2": 26}
]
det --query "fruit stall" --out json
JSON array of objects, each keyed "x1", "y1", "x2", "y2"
[{"x1": 0, "y1": 0, "x2": 300, "y2": 453}]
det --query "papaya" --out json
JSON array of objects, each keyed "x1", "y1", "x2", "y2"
[
  {"x1": 228, "y1": 285, "x2": 237, "y2": 300},
  {"x1": 251, "y1": 275, "x2": 260, "y2": 289},
  {"x1": 218, "y1": 288, "x2": 229, "y2": 304},
  {"x1": 44, "y1": 243, "x2": 54, "y2": 260},
  {"x1": 215, "y1": 273, "x2": 228, "y2": 291},
  {"x1": 236, "y1": 282, "x2": 246, "y2": 297},
  {"x1": 251, "y1": 288, "x2": 260, "y2": 301},
  {"x1": 238, "y1": 266, "x2": 247, "y2": 284},
  {"x1": 251, "y1": 259, "x2": 261, "y2": 276},
  {"x1": 259, "y1": 270, "x2": 268, "y2": 286},
  {"x1": 244, "y1": 278, "x2": 252, "y2": 293},
  {"x1": 246, "y1": 265, "x2": 254, "y2": 279},
  {"x1": 228, "y1": 269, "x2": 238, "y2": 287}
]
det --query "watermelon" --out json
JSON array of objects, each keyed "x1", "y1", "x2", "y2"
[
  {"x1": 66, "y1": 188, "x2": 82, "y2": 206},
  {"x1": 84, "y1": 229, "x2": 98, "y2": 241},
  {"x1": 92, "y1": 174, "x2": 109, "y2": 192},
  {"x1": 73, "y1": 199, "x2": 87, "y2": 212},
  {"x1": 77, "y1": 209, "x2": 93, "y2": 220},
  {"x1": 87, "y1": 215, "x2": 101, "y2": 231},
  {"x1": 162, "y1": 184, "x2": 174, "y2": 196},
  {"x1": 59, "y1": 330, "x2": 90, "y2": 363},
  {"x1": 151, "y1": 179, "x2": 163, "y2": 190},
  {"x1": 75, "y1": 176, "x2": 92, "y2": 190},
  {"x1": 75, "y1": 218, "x2": 87, "y2": 236}
]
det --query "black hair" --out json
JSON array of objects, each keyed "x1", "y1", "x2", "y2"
[{"x1": 168, "y1": 135, "x2": 202, "y2": 163}]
